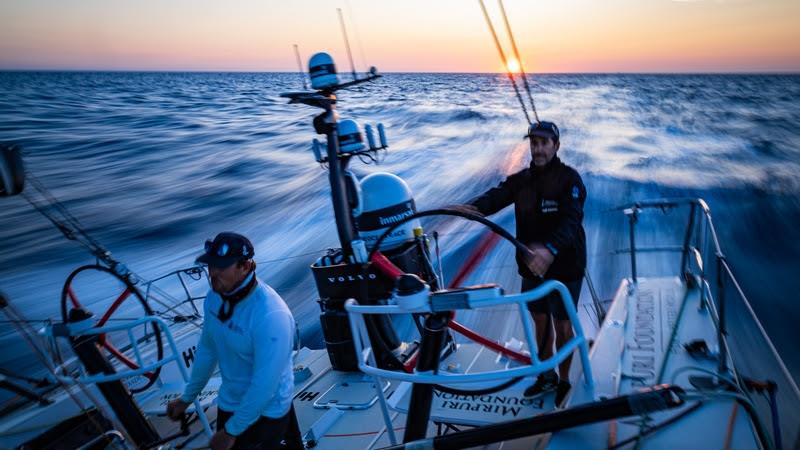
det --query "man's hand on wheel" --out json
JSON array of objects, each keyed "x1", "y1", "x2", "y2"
[
  {"x1": 526, "y1": 242, "x2": 555, "y2": 277},
  {"x1": 209, "y1": 430, "x2": 236, "y2": 450},
  {"x1": 166, "y1": 398, "x2": 189, "y2": 421}
]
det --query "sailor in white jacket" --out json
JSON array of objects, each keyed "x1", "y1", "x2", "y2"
[{"x1": 167, "y1": 232, "x2": 300, "y2": 450}]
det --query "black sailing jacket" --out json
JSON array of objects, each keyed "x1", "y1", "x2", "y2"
[{"x1": 469, "y1": 156, "x2": 586, "y2": 281}]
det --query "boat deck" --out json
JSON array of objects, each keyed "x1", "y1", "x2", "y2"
[{"x1": 547, "y1": 276, "x2": 760, "y2": 450}]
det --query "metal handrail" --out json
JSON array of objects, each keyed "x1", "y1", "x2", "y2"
[
  {"x1": 45, "y1": 315, "x2": 213, "y2": 438},
  {"x1": 143, "y1": 266, "x2": 207, "y2": 317},
  {"x1": 344, "y1": 281, "x2": 594, "y2": 391}
]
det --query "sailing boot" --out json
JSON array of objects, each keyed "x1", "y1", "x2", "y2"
[
  {"x1": 523, "y1": 369, "x2": 559, "y2": 397},
  {"x1": 554, "y1": 380, "x2": 572, "y2": 407}
]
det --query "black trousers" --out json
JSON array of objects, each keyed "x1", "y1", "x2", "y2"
[
  {"x1": 217, "y1": 405, "x2": 303, "y2": 450},
  {"x1": 521, "y1": 277, "x2": 582, "y2": 321}
]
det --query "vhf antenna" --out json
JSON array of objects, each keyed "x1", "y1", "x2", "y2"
[
  {"x1": 337, "y1": 8, "x2": 358, "y2": 81},
  {"x1": 293, "y1": 44, "x2": 308, "y2": 90}
]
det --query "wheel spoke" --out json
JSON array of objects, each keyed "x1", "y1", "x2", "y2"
[
  {"x1": 102, "y1": 340, "x2": 155, "y2": 379},
  {"x1": 96, "y1": 288, "x2": 132, "y2": 326}
]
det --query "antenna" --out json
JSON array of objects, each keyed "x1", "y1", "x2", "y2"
[
  {"x1": 498, "y1": 0, "x2": 539, "y2": 123},
  {"x1": 478, "y1": 0, "x2": 532, "y2": 125},
  {"x1": 337, "y1": 8, "x2": 358, "y2": 81},
  {"x1": 293, "y1": 44, "x2": 308, "y2": 90},
  {"x1": 344, "y1": 0, "x2": 368, "y2": 77}
]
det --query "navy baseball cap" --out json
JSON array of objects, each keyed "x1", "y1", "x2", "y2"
[
  {"x1": 196, "y1": 232, "x2": 255, "y2": 268},
  {"x1": 525, "y1": 121, "x2": 560, "y2": 141}
]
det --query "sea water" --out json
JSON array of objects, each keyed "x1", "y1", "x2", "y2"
[{"x1": 1, "y1": 72, "x2": 798, "y2": 388}]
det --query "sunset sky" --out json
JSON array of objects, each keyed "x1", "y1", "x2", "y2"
[{"x1": 1, "y1": 0, "x2": 798, "y2": 73}]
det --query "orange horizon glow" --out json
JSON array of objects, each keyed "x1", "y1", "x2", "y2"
[{"x1": 1, "y1": 1, "x2": 799, "y2": 73}]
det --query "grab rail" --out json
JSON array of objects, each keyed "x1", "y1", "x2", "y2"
[
  {"x1": 45, "y1": 315, "x2": 213, "y2": 438},
  {"x1": 344, "y1": 280, "x2": 594, "y2": 391},
  {"x1": 143, "y1": 266, "x2": 207, "y2": 319}
]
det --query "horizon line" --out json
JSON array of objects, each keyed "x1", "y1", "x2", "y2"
[{"x1": 2, "y1": 68, "x2": 799, "y2": 76}]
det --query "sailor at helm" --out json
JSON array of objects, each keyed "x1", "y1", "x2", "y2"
[
  {"x1": 166, "y1": 233, "x2": 302, "y2": 450},
  {"x1": 465, "y1": 121, "x2": 587, "y2": 405}
]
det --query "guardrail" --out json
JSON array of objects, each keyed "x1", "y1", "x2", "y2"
[
  {"x1": 618, "y1": 197, "x2": 799, "y2": 450},
  {"x1": 46, "y1": 315, "x2": 213, "y2": 438},
  {"x1": 344, "y1": 281, "x2": 593, "y2": 389},
  {"x1": 344, "y1": 281, "x2": 594, "y2": 447},
  {"x1": 143, "y1": 266, "x2": 207, "y2": 320}
]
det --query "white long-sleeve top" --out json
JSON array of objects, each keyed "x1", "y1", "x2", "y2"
[{"x1": 180, "y1": 279, "x2": 295, "y2": 436}]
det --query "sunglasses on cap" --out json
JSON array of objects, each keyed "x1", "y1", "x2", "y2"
[{"x1": 205, "y1": 240, "x2": 232, "y2": 257}]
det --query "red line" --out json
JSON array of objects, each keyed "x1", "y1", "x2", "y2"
[
  {"x1": 448, "y1": 320, "x2": 531, "y2": 364},
  {"x1": 448, "y1": 231, "x2": 500, "y2": 288},
  {"x1": 444, "y1": 230, "x2": 532, "y2": 363},
  {"x1": 373, "y1": 229, "x2": 527, "y2": 367},
  {"x1": 67, "y1": 286, "x2": 81, "y2": 308},
  {"x1": 97, "y1": 288, "x2": 132, "y2": 326},
  {"x1": 723, "y1": 403, "x2": 739, "y2": 450}
]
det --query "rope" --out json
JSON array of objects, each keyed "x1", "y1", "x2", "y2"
[
  {"x1": 25, "y1": 172, "x2": 107, "y2": 253},
  {"x1": 344, "y1": 0, "x2": 369, "y2": 74},
  {"x1": 478, "y1": 0, "x2": 532, "y2": 125},
  {"x1": 606, "y1": 402, "x2": 704, "y2": 450},
  {"x1": 337, "y1": 8, "x2": 358, "y2": 81},
  {"x1": 584, "y1": 268, "x2": 606, "y2": 326},
  {"x1": 292, "y1": 44, "x2": 307, "y2": 90},
  {"x1": 497, "y1": 0, "x2": 539, "y2": 123},
  {"x1": 723, "y1": 402, "x2": 739, "y2": 450}
]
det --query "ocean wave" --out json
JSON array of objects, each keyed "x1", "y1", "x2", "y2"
[{"x1": 1, "y1": 72, "x2": 799, "y2": 379}]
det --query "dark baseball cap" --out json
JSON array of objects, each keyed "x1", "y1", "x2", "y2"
[
  {"x1": 196, "y1": 232, "x2": 255, "y2": 268},
  {"x1": 525, "y1": 121, "x2": 560, "y2": 141}
]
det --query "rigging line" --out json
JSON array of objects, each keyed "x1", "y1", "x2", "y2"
[
  {"x1": 478, "y1": 0, "x2": 531, "y2": 125},
  {"x1": 344, "y1": 0, "x2": 369, "y2": 74},
  {"x1": 22, "y1": 192, "x2": 95, "y2": 254},
  {"x1": 24, "y1": 174, "x2": 107, "y2": 253},
  {"x1": 144, "y1": 288, "x2": 204, "y2": 329},
  {"x1": 23, "y1": 182, "x2": 82, "y2": 240},
  {"x1": 23, "y1": 177, "x2": 191, "y2": 320},
  {"x1": 256, "y1": 249, "x2": 330, "y2": 264},
  {"x1": 26, "y1": 173, "x2": 93, "y2": 238},
  {"x1": 337, "y1": 8, "x2": 358, "y2": 81},
  {"x1": 293, "y1": 44, "x2": 308, "y2": 90},
  {"x1": 497, "y1": 0, "x2": 539, "y2": 123}
]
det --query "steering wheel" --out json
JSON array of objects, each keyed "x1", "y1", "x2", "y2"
[
  {"x1": 366, "y1": 207, "x2": 539, "y2": 395},
  {"x1": 60, "y1": 264, "x2": 164, "y2": 393},
  {"x1": 367, "y1": 207, "x2": 536, "y2": 281}
]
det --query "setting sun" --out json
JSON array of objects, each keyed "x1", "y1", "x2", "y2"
[{"x1": 506, "y1": 58, "x2": 521, "y2": 73}]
